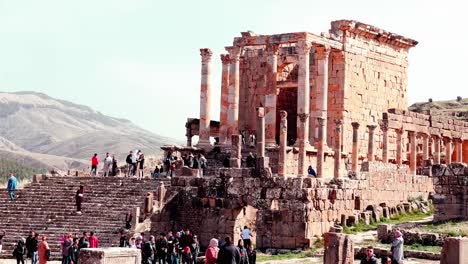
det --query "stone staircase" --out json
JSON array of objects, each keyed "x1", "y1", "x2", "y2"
[{"x1": 0, "y1": 176, "x2": 170, "y2": 259}]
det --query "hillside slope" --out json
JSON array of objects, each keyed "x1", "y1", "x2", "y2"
[
  {"x1": 409, "y1": 97, "x2": 468, "y2": 122},
  {"x1": 0, "y1": 91, "x2": 179, "y2": 169}
]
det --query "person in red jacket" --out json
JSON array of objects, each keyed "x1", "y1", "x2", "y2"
[
  {"x1": 205, "y1": 238, "x2": 219, "y2": 264},
  {"x1": 91, "y1": 153, "x2": 99, "y2": 176},
  {"x1": 88, "y1": 232, "x2": 99, "y2": 248}
]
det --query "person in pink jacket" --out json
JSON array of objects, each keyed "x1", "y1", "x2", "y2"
[{"x1": 89, "y1": 232, "x2": 99, "y2": 248}]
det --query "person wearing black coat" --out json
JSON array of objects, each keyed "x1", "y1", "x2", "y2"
[
  {"x1": 217, "y1": 237, "x2": 240, "y2": 264},
  {"x1": 13, "y1": 239, "x2": 26, "y2": 264},
  {"x1": 247, "y1": 245, "x2": 256, "y2": 264},
  {"x1": 237, "y1": 239, "x2": 249, "y2": 264}
]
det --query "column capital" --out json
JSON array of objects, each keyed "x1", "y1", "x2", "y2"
[
  {"x1": 431, "y1": 134, "x2": 441, "y2": 140},
  {"x1": 395, "y1": 127, "x2": 404, "y2": 135},
  {"x1": 443, "y1": 136, "x2": 452, "y2": 144},
  {"x1": 334, "y1": 119, "x2": 343, "y2": 131},
  {"x1": 407, "y1": 130, "x2": 416, "y2": 137},
  {"x1": 298, "y1": 113, "x2": 310, "y2": 123},
  {"x1": 295, "y1": 40, "x2": 312, "y2": 55},
  {"x1": 378, "y1": 119, "x2": 389, "y2": 132},
  {"x1": 418, "y1": 132, "x2": 429, "y2": 139},
  {"x1": 317, "y1": 45, "x2": 331, "y2": 59},
  {"x1": 351, "y1": 122, "x2": 360, "y2": 130},
  {"x1": 453, "y1": 137, "x2": 463, "y2": 143},
  {"x1": 220, "y1": 54, "x2": 231, "y2": 65},
  {"x1": 225, "y1": 46, "x2": 241, "y2": 62},
  {"x1": 200, "y1": 48, "x2": 213, "y2": 63},
  {"x1": 367, "y1": 124, "x2": 377, "y2": 132},
  {"x1": 266, "y1": 43, "x2": 280, "y2": 55},
  {"x1": 279, "y1": 110, "x2": 288, "y2": 120}
]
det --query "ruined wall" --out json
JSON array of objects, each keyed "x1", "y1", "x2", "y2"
[
  {"x1": 432, "y1": 163, "x2": 468, "y2": 222},
  {"x1": 150, "y1": 162, "x2": 432, "y2": 249}
]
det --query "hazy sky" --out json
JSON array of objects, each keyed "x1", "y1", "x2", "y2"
[{"x1": 0, "y1": 0, "x2": 466, "y2": 140}]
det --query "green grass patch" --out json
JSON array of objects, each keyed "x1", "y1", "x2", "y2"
[
  {"x1": 256, "y1": 251, "x2": 312, "y2": 262},
  {"x1": 406, "y1": 243, "x2": 442, "y2": 253},
  {"x1": 417, "y1": 220, "x2": 468, "y2": 237},
  {"x1": 343, "y1": 208, "x2": 433, "y2": 235}
]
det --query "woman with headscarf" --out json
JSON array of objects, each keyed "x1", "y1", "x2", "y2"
[
  {"x1": 38, "y1": 236, "x2": 50, "y2": 264},
  {"x1": 391, "y1": 230, "x2": 404, "y2": 264},
  {"x1": 205, "y1": 238, "x2": 219, "y2": 264},
  {"x1": 237, "y1": 239, "x2": 249, "y2": 264}
]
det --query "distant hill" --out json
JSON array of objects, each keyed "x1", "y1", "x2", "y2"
[
  {"x1": 0, "y1": 91, "x2": 180, "y2": 170},
  {"x1": 409, "y1": 97, "x2": 468, "y2": 122}
]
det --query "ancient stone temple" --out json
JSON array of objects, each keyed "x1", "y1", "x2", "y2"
[{"x1": 186, "y1": 19, "x2": 421, "y2": 177}]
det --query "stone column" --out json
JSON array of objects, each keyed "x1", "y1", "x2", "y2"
[
  {"x1": 197, "y1": 48, "x2": 213, "y2": 148},
  {"x1": 256, "y1": 107, "x2": 266, "y2": 158},
  {"x1": 367, "y1": 125, "x2": 377, "y2": 162},
  {"x1": 225, "y1": 46, "x2": 242, "y2": 144},
  {"x1": 218, "y1": 54, "x2": 230, "y2": 145},
  {"x1": 433, "y1": 135, "x2": 441, "y2": 164},
  {"x1": 396, "y1": 128, "x2": 404, "y2": 165},
  {"x1": 455, "y1": 138, "x2": 463, "y2": 163},
  {"x1": 298, "y1": 113, "x2": 309, "y2": 176},
  {"x1": 351, "y1": 122, "x2": 360, "y2": 171},
  {"x1": 295, "y1": 40, "x2": 312, "y2": 148},
  {"x1": 444, "y1": 137, "x2": 452, "y2": 165},
  {"x1": 265, "y1": 44, "x2": 279, "y2": 147},
  {"x1": 421, "y1": 133, "x2": 429, "y2": 161},
  {"x1": 230, "y1": 135, "x2": 242, "y2": 168},
  {"x1": 334, "y1": 120, "x2": 343, "y2": 178},
  {"x1": 408, "y1": 131, "x2": 417, "y2": 175},
  {"x1": 316, "y1": 46, "x2": 331, "y2": 147},
  {"x1": 278, "y1": 110, "x2": 288, "y2": 177},
  {"x1": 317, "y1": 117, "x2": 325, "y2": 178},
  {"x1": 379, "y1": 120, "x2": 389, "y2": 163}
]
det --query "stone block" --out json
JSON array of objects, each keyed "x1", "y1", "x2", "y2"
[
  {"x1": 377, "y1": 224, "x2": 392, "y2": 242},
  {"x1": 323, "y1": 232, "x2": 354, "y2": 264},
  {"x1": 360, "y1": 211, "x2": 371, "y2": 225},
  {"x1": 78, "y1": 248, "x2": 141, "y2": 264},
  {"x1": 440, "y1": 237, "x2": 468, "y2": 264}
]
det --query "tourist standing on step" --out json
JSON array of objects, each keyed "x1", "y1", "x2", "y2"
[
  {"x1": 37, "y1": 236, "x2": 50, "y2": 264},
  {"x1": 164, "y1": 154, "x2": 173, "y2": 177},
  {"x1": 75, "y1": 185, "x2": 84, "y2": 214},
  {"x1": 125, "y1": 210, "x2": 133, "y2": 229},
  {"x1": 198, "y1": 154, "x2": 207, "y2": 177},
  {"x1": 132, "y1": 150, "x2": 139, "y2": 176},
  {"x1": 126, "y1": 151, "x2": 134, "y2": 177},
  {"x1": 156, "y1": 233, "x2": 168, "y2": 264},
  {"x1": 204, "y1": 238, "x2": 219, "y2": 264},
  {"x1": 91, "y1": 153, "x2": 99, "y2": 176},
  {"x1": 89, "y1": 232, "x2": 99, "y2": 248},
  {"x1": 240, "y1": 226, "x2": 252, "y2": 250},
  {"x1": 138, "y1": 151, "x2": 145, "y2": 180},
  {"x1": 217, "y1": 237, "x2": 240, "y2": 264},
  {"x1": 391, "y1": 230, "x2": 404, "y2": 264},
  {"x1": 112, "y1": 155, "x2": 118, "y2": 176},
  {"x1": 166, "y1": 231, "x2": 179, "y2": 264},
  {"x1": 103, "y1": 153, "x2": 112, "y2": 177},
  {"x1": 7, "y1": 172, "x2": 17, "y2": 201},
  {"x1": 246, "y1": 153, "x2": 255, "y2": 168}
]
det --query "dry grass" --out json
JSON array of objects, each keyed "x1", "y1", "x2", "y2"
[{"x1": 413, "y1": 220, "x2": 468, "y2": 237}]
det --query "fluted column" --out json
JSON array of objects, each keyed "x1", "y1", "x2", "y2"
[
  {"x1": 443, "y1": 137, "x2": 452, "y2": 165},
  {"x1": 408, "y1": 131, "x2": 417, "y2": 175},
  {"x1": 334, "y1": 120, "x2": 343, "y2": 178},
  {"x1": 351, "y1": 122, "x2": 360, "y2": 171},
  {"x1": 433, "y1": 135, "x2": 441, "y2": 164},
  {"x1": 316, "y1": 46, "x2": 331, "y2": 148},
  {"x1": 278, "y1": 111, "x2": 288, "y2": 177},
  {"x1": 265, "y1": 44, "x2": 280, "y2": 147},
  {"x1": 317, "y1": 117, "x2": 325, "y2": 178},
  {"x1": 367, "y1": 125, "x2": 377, "y2": 162},
  {"x1": 225, "y1": 46, "x2": 242, "y2": 145},
  {"x1": 218, "y1": 54, "x2": 230, "y2": 145},
  {"x1": 421, "y1": 133, "x2": 429, "y2": 161},
  {"x1": 298, "y1": 113, "x2": 309, "y2": 176},
  {"x1": 197, "y1": 48, "x2": 213, "y2": 147},
  {"x1": 396, "y1": 128, "x2": 404, "y2": 165},
  {"x1": 379, "y1": 120, "x2": 389, "y2": 163},
  {"x1": 295, "y1": 40, "x2": 312, "y2": 148},
  {"x1": 230, "y1": 135, "x2": 242, "y2": 168}
]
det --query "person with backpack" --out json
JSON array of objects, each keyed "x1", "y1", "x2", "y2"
[
  {"x1": 126, "y1": 151, "x2": 133, "y2": 177},
  {"x1": 13, "y1": 238, "x2": 26, "y2": 264}
]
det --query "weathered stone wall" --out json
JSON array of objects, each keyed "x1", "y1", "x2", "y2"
[
  {"x1": 432, "y1": 163, "x2": 468, "y2": 222},
  {"x1": 150, "y1": 162, "x2": 432, "y2": 249}
]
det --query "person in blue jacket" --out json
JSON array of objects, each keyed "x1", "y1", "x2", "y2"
[{"x1": 7, "y1": 172, "x2": 17, "y2": 201}]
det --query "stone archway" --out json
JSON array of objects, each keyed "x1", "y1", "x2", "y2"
[{"x1": 233, "y1": 205, "x2": 258, "y2": 247}]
